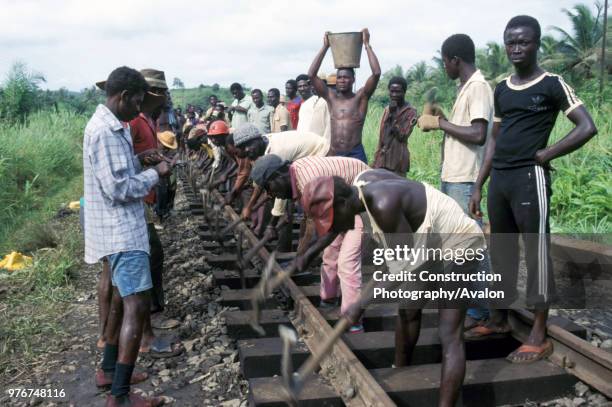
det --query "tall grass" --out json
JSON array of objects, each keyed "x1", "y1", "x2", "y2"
[
  {"x1": 0, "y1": 111, "x2": 86, "y2": 250},
  {"x1": 362, "y1": 102, "x2": 611, "y2": 233}
]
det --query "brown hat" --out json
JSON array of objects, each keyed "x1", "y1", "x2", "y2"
[
  {"x1": 96, "y1": 69, "x2": 167, "y2": 112},
  {"x1": 157, "y1": 131, "x2": 178, "y2": 149},
  {"x1": 188, "y1": 124, "x2": 207, "y2": 140},
  {"x1": 139, "y1": 68, "x2": 168, "y2": 90},
  {"x1": 326, "y1": 73, "x2": 337, "y2": 86},
  {"x1": 301, "y1": 176, "x2": 334, "y2": 236},
  {"x1": 95, "y1": 68, "x2": 168, "y2": 90}
]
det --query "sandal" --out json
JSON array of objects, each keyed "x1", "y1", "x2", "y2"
[
  {"x1": 463, "y1": 316, "x2": 485, "y2": 331},
  {"x1": 151, "y1": 318, "x2": 180, "y2": 330},
  {"x1": 140, "y1": 336, "x2": 183, "y2": 358},
  {"x1": 506, "y1": 341, "x2": 553, "y2": 364},
  {"x1": 464, "y1": 324, "x2": 511, "y2": 340}
]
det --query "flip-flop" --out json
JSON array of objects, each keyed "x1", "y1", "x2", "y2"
[
  {"x1": 140, "y1": 336, "x2": 183, "y2": 358},
  {"x1": 506, "y1": 341, "x2": 553, "y2": 364},
  {"x1": 463, "y1": 316, "x2": 485, "y2": 331},
  {"x1": 464, "y1": 324, "x2": 511, "y2": 340},
  {"x1": 151, "y1": 318, "x2": 180, "y2": 330}
]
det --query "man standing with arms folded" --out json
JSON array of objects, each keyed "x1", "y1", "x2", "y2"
[
  {"x1": 308, "y1": 28, "x2": 381, "y2": 163},
  {"x1": 418, "y1": 34, "x2": 493, "y2": 328},
  {"x1": 467, "y1": 16, "x2": 597, "y2": 362},
  {"x1": 84, "y1": 66, "x2": 168, "y2": 406},
  {"x1": 373, "y1": 76, "x2": 417, "y2": 176}
]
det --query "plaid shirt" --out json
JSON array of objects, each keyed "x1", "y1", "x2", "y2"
[{"x1": 83, "y1": 104, "x2": 159, "y2": 264}]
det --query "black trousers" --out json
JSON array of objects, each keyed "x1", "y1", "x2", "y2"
[
  {"x1": 488, "y1": 165, "x2": 556, "y2": 308},
  {"x1": 147, "y1": 223, "x2": 165, "y2": 312}
]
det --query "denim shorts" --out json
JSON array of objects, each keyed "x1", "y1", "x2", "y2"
[{"x1": 107, "y1": 250, "x2": 152, "y2": 298}]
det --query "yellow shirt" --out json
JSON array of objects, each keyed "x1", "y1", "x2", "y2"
[
  {"x1": 270, "y1": 104, "x2": 292, "y2": 132},
  {"x1": 441, "y1": 70, "x2": 494, "y2": 183}
]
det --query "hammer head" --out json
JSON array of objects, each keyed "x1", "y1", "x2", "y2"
[
  {"x1": 249, "y1": 252, "x2": 276, "y2": 336},
  {"x1": 279, "y1": 325, "x2": 301, "y2": 404}
]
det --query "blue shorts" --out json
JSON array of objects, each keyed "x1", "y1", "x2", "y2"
[
  {"x1": 335, "y1": 143, "x2": 368, "y2": 164},
  {"x1": 107, "y1": 250, "x2": 152, "y2": 298}
]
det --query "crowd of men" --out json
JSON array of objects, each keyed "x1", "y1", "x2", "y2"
[{"x1": 83, "y1": 18, "x2": 597, "y2": 407}]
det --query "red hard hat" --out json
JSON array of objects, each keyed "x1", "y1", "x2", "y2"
[{"x1": 208, "y1": 120, "x2": 229, "y2": 136}]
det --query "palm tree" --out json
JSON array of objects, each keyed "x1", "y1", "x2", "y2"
[
  {"x1": 540, "y1": 35, "x2": 568, "y2": 72},
  {"x1": 477, "y1": 42, "x2": 512, "y2": 84},
  {"x1": 405, "y1": 61, "x2": 430, "y2": 85},
  {"x1": 549, "y1": 2, "x2": 605, "y2": 78}
]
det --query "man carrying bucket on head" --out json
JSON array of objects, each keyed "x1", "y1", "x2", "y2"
[{"x1": 308, "y1": 28, "x2": 381, "y2": 163}]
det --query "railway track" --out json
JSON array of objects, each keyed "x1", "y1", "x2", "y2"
[{"x1": 179, "y1": 162, "x2": 612, "y2": 407}]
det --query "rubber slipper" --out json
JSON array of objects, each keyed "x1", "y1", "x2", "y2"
[
  {"x1": 464, "y1": 324, "x2": 511, "y2": 340},
  {"x1": 140, "y1": 337, "x2": 182, "y2": 358},
  {"x1": 506, "y1": 341, "x2": 553, "y2": 364},
  {"x1": 463, "y1": 316, "x2": 484, "y2": 331},
  {"x1": 151, "y1": 318, "x2": 180, "y2": 330}
]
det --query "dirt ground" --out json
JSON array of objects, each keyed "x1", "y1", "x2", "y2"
[{"x1": 0, "y1": 184, "x2": 248, "y2": 407}]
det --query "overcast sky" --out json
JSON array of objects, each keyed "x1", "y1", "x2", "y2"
[{"x1": 0, "y1": 0, "x2": 590, "y2": 91}]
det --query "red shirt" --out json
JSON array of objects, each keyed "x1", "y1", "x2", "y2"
[
  {"x1": 129, "y1": 113, "x2": 158, "y2": 204},
  {"x1": 286, "y1": 96, "x2": 302, "y2": 130}
]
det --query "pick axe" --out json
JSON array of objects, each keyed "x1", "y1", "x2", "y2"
[
  {"x1": 279, "y1": 277, "x2": 380, "y2": 401},
  {"x1": 249, "y1": 252, "x2": 277, "y2": 336},
  {"x1": 279, "y1": 325, "x2": 299, "y2": 407},
  {"x1": 216, "y1": 217, "x2": 244, "y2": 244},
  {"x1": 238, "y1": 217, "x2": 287, "y2": 270}
]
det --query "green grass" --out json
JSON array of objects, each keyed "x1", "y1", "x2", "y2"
[
  {"x1": 0, "y1": 216, "x2": 81, "y2": 378},
  {"x1": 0, "y1": 110, "x2": 85, "y2": 379},
  {"x1": 0, "y1": 110, "x2": 86, "y2": 252},
  {"x1": 362, "y1": 102, "x2": 611, "y2": 234}
]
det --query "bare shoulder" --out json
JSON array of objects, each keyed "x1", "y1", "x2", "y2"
[{"x1": 360, "y1": 169, "x2": 404, "y2": 183}]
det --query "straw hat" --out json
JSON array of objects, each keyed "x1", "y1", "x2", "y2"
[{"x1": 157, "y1": 131, "x2": 178, "y2": 149}]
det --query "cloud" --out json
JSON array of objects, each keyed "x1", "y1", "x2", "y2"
[{"x1": 0, "y1": 0, "x2": 581, "y2": 92}]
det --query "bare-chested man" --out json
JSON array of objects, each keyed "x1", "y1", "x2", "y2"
[{"x1": 308, "y1": 28, "x2": 381, "y2": 163}]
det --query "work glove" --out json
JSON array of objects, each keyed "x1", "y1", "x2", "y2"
[{"x1": 417, "y1": 114, "x2": 440, "y2": 132}]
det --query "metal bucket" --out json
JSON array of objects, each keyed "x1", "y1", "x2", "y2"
[{"x1": 328, "y1": 32, "x2": 363, "y2": 69}]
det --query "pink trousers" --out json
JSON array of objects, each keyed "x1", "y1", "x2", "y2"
[{"x1": 320, "y1": 216, "x2": 363, "y2": 316}]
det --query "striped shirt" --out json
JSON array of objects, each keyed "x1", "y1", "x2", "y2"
[
  {"x1": 264, "y1": 131, "x2": 330, "y2": 216},
  {"x1": 272, "y1": 156, "x2": 368, "y2": 216},
  {"x1": 83, "y1": 104, "x2": 159, "y2": 264}
]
